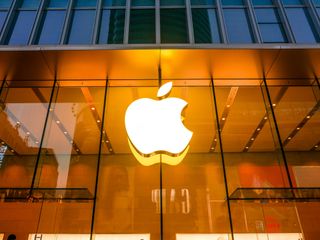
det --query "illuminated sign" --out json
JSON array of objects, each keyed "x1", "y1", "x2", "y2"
[{"x1": 125, "y1": 82, "x2": 193, "y2": 166}]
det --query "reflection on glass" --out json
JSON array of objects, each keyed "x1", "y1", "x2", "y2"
[
  {"x1": 160, "y1": 9, "x2": 189, "y2": 43},
  {"x1": 98, "y1": 9, "x2": 125, "y2": 44},
  {"x1": 0, "y1": 81, "x2": 52, "y2": 188},
  {"x1": 223, "y1": 9, "x2": 254, "y2": 43},
  {"x1": 192, "y1": 8, "x2": 221, "y2": 43},
  {"x1": 129, "y1": 9, "x2": 155, "y2": 44},
  {"x1": 35, "y1": 84, "x2": 105, "y2": 196},
  {"x1": 214, "y1": 84, "x2": 290, "y2": 194},
  {"x1": 68, "y1": 10, "x2": 96, "y2": 44},
  {"x1": 268, "y1": 81, "x2": 320, "y2": 187}
]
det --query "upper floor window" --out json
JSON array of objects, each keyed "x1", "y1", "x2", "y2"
[
  {"x1": 282, "y1": 0, "x2": 320, "y2": 43},
  {"x1": 160, "y1": 0, "x2": 189, "y2": 43},
  {"x1": 97, "y1": 0, "x2": 125, "y2": 44},
  {"x1": 252, "y1": 0, "x2": 287, "y2": 43},
  {"x1": 67, "y1": 0, "x2": 97, "y2": 44},
  {"x1": 222, "y1": 0, "x2": 254, "y2": 43},
  {"x1": 6, "y1": 0, "x2": 40, "y2": 45},
  {"x1": 191, "y1": 0, "x2": 221, "y2": 43},
  {"x1": 0, "y1": 0, "x2": 12, "y2": 34},
  {"x1": 36, "y1": 0, "x2": 68, "y2": 45}
]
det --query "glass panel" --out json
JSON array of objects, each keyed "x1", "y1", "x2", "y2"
[
  {"x1": 268, "y1": 81, "x2": 320, "y2": 188},
  {"x1": 20, "y1": 0, "x2": 40, "y2": 8},
  {"x1": 48, "y1": 0, "x2": 68, "y2": 8},
  {"x1": 285, "y1": 8, "x2": 319, "y2": 43},
  {"x1": 68, "y1": 10, "x2": 96, "y2": 44},
  {"x1": 259, "y1": 24, "x2": 286, "y2": 43},
  {"x1": 223, "y1": 9, "x2": 254, "y2": 43},
  {"x1": 160, "y1": 9, "x2": 188, "y2": 43},
  {"x1": 35, "y1": 82, "x2": 106, "y2": 196},
  {"x1": 221, "y1": 0, "x2": 244, "y2": 5},
  {"x1": 93, "y1": 80, "x2": 232, "y2": 240},
  {"x1": 252, "y1": 0, "x2": 273, "y2": 5},
  {"x1": 0, "y1": 81, "x2": 53, "y2": 188},
  {"x1": 129, "y1": 9, "x2": 155, "y2": 44},
  {"x1": 282, "y1": 0, "x2": 303, "y2": 5},
  {"x1": 255, "y1": 8, "x2": 278, "y2": 22},
  {"x1": 0, "y1": 11, "x2": 8, "y2": 32},
  {"x1": 131, "y1": 0, "x2": 155, "y2": 6},
  {"x1": 191, "y1": 0, "x2": 215, "y2": 5},
  {"x1": 192, "y1": 8, "x2": 221, "y2": 43},
  {"x1": 214, "y1": 81, "x2": 291, "y2": 195},
  {"x1": 98, "y1": 9, "x2": 125, "y2": 44},
  {"x1": 160, "y1": 0, "x2": 185, "y2": 6},
  {"x1": 7, "y1": 11, "x2": 37, "y2": 45},
  {"x1": 0, "y1": 0, "x2": 12, "y2": 8},
  {"x1": 75, "y1": 0, "x2": 97, "y2": 7},
  {"x1": 103, "y1": 0, "x2": 126, "y2": 6},
  {"x1": 230, "y1": 201, "x2": 304, "y2": 239},
  {"x1": 37, "y1": 10, "x2": 66, "y2": 45}
]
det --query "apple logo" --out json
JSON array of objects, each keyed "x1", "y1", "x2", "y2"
[{"x1": 125, "y1": 82, "x2": 193, "y2": 166}]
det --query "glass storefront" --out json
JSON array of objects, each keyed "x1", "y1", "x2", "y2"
[{"x1": 0, "y1": 77, "x2": 319, "y2": 240}]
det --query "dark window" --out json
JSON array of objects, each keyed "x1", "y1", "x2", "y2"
[
  {"x1": 221, "y1": 0, "x2": 244, "y2": 5},
  {"x1": 192, "y1": 8, "x2": 221, "y2": 43},
  {"x1": 160, "y1": 0, "x2": 185, "y2": 6},
  {"x1": 37, "y1": 10, "x2": 66, "y2": 44},
  {"x1": 255, "y1": 8, "x2": 287, "y2": 43},
  {"x1": 68, "y1": 10, "x2": 96, "y2": 44},
  {"x1": 103, "y1": 0, "x2": 126, "y2": 6},
  {"x1": 160, "y1": 9, "x2": 188, "y2": 43},
  {"x1": 223, "y1": 9, "x2": 254, "y2": 43},
  {"x1": 0, "y1": 0, "x2": 12, "y2": 8},
  {"x1": 21, "y1": 0, "x2": 40, "y2": 8},
  {"x1": 131, "y1": 0, "x2": 155, "y2": 6},
  {"x1": 98, "y1": 9, "x2": 125, "y2": 44},
  {"x1": 252, "y1": 0, "x2": 273, "y2": 5},
  {"x1": 286, "y1": 8, "x2": 319, "y2": 43},
  {"x1": 129, "y1": 9, "x2": 155, "y2": 43},
  {"x1": 282, "y1": 0, "x2": 303, "y2": 4},
  {"x1": 191, "y1": 0, "x2": 215, "y2": 5},
  {"x1": 0, "y1": 0, "x2": 12, "y2": 34}
]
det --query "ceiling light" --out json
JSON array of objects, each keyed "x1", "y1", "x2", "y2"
[
  {"x1": 315, "y1": 145, "x2": 319, "y2": 148},
  {"x1": 26, "y1": 132, "x2": 30, "y2": 135},
  {"x1": 222, "y1": 117, "x2": 226, "y2": 121},
  {"x1": 296, "y1": 127, "x2": 300, "y2": 130},
  {"x1": 264, "y1": 117, "x2": 267, "y2": 120},
  {"x1": 10, "y1": 149, "x2": 14, "y2": 152},
  {"x1": 257, "y1": 128, "x2": 261, "y2": 131},
  {"x1": 288, "y1": 137, "x2": 292, "y2": 140},
  {"x1": 56, "y1": 120, "x2": 60, "y2": 124},
  {"x1": 97, "y1": 120, "x2": 101, "y2": 123},
  {"x1": 1, "y1": 141, "x2": 4, "y2": 144},
  {"x1": 91, "y1": 107, "x2": 95, "y2": 111},
  {"x1": 272, "y1": 103, "x2": 276, "y2": 107},
  {"x1": 306, "y1": 115, "x2": 311, "y2": 119},
  {"x1": 226, "y1": 104, "x2": 230, "y2": 108},
  {"x1": 245, "y1": 146, "x2": 249, "y2": 149},
  {"x1": 251, "y1": 138, "x2": 254, "y2": 141},
  {"x1": 64, "y1": 131, "x2": 67, "y2": 134}
]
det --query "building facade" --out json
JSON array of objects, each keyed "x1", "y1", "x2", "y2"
[{"x1": 0, "y1": 0, "x2": 320, "y2": 240}]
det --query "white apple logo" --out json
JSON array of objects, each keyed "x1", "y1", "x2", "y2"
[{"x1": 125, "y1": 82, "x2": 193, "y2": 166}]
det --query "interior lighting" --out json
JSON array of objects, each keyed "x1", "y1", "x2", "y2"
[
  {"x1": 56, "y1": 120, "x2": 60, "y2": 124},
  {"x1": 296, "y1": 127, "x2": 300, "y2": 130},
  {"x1": 222, "y1": 117, "x2": 226, "y2": 121},
  {"x1": 306, "y1": 115, "x2": 311, "y2": 119},
  {"x1": 91, "y1": 107, "x2": 95, "y2": 111}
]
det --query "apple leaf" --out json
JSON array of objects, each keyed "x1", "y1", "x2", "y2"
[{"x1": 157, "y1": 82, "x2": 172, "y2": 98}]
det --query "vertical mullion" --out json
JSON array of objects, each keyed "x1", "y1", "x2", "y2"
[
  {"x1": 210, "y1": 78, "x2": 234, "y2": 240},
  {"x1": 274, "y1": 0, "x2": 295, "y2": 43},
  {"x1": 216, "y1": 0, "x2": 228, "y2": 43},
  {"x1": 29, "y1": 0, "x2": 48, "y2": 45},
  {"x1": 261, "y1": 76, "x2": 294, "y2": 188},
  {"x1": 156, "y1": 0, "x2": 160, "y2": 44},
  {"x1": 304, "y1": 0, "x2": 320, "y2": 38},
  {"x1": 0, "y1": 0, "x2": 19, "y2": 44},
  {"x1": 245, "y1": 0, "x2": 261, "y2": 43},
  {"x1": 30, "y1": 78, "x2": 58, "y2": 192},
  {"x1": 60, "y1": 0, "x2": 74, "y2": 44},
  {"x1": 123, "y1": 0, "x2": 130, "y2": 44},
  {"x1": 93, "y1": 0, "x2": 103, "y2": 44},
  {"x1": 185, "y1": 0, "x2": 194, "y2": 43},
  {"x1": 89, "y1": 78, "x2": 109, "y2": 240}
]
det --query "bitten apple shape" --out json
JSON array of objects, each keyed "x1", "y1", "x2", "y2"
[{"x1": 125, "y1": 82, "x2": 193, "y2": 165}]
